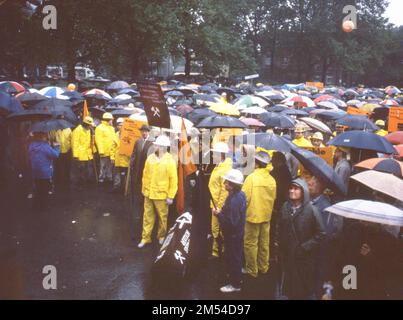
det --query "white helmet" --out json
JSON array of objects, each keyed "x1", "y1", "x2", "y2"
[
  {"x1": 116, "y1": 117, "x2": 124, "y2": 125},
  {"x1": 211, "y1": 142, "x2": 229, "y2": 154},
  {"x1": 222, "y1": 169, "x2": 244, "y2": 185},
  {"x1": 154, "y1": 135, "x2": 171, "y2": 147}
]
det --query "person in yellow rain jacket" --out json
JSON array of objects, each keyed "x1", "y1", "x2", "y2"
[
  {"x1": 138, "y1": 135, "x2": 178, "y2": 248},
  {"x1": 242, "y1": 151, "x2": 277, "y2": 278},
  {"x1": 110, "y1": 118, "x2": 130, "y2": 192},
  {"x1": 208, "y1": 142, "x2": 233, "y2": 258},
  {"x1": 71, "y1": 116, "x2": 96, "y2": 184},
  {"x1": 49, "y1": 127, "x2": 72, "y2": 187},
  {"x1": 375, "y1": 120, "x2": 388, "y2": 136},
  {"x1": 310, "y1": 132, "x2": 325, "y2": 148},
  {"x1": 95, "y1": 112, "x2": 115, "y2": 183},
  {"x1": 293, "y1": 125, "x2": 312, "y2": 148}
]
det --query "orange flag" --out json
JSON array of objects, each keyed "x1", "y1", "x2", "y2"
[
  {"x1": 177, "y1": 118, "x2": 197, "y2": 214},
  {"x1": 83, "y1": 100, "x2": 89, "y2": 118}
]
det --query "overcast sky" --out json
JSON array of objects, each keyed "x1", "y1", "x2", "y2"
[{"x1": 384, "y1": 0, "x2": 403, "y2": 26}]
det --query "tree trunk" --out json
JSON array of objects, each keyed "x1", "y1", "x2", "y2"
[
  {"x1": 67, "y1": 60, "x2": 76, "y2": 82},
  {"x1": 321, "y1": 57, "x2": 328, "y2": 84},
  {"x1": 131, "y1": 57, "x2": 141, "y2": 81},
  {"x1": 184, "y1": 42, "x2": 191, "y2": 77}
]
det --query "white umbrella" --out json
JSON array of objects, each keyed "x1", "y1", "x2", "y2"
[
  {"x1": 317, "y1": 101, "x2": 339, "y2": 110},
  {"x1": 234, "y1": 95, "x2": 269, "y2": 109},
  {"x1": 299, "y1": 117, "x2": 332, "y2": 135},
  {"x1": 114, "y1": 94, "x2": 132, "y2": 101},
  {"x1": 240, "y1": 106, "x2": 268, "y2": 115},
  {"x1": 350, "y1": 170, "x2": 403, "y2": 201},
  {"x1": 326, "y1": 200, "x2": 403, "y2": 227},
  {"x1": 130, "y1": 113, "x2": 194, "y2": 134}
]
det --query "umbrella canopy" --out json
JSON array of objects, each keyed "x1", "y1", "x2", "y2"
[
  {"x1": 6, "y1": 110, "x2": 52, "y2": 122},
  {"x1": 186, "y1": 108, "x2": 217, "y2": 125},
  {"x1": 380, "y1": 99, "x2": 398, "y2": 106},
  {"x1": 314, "y1": 110, "x2": 346, "y2": 121},
  {"x1": 165, "y1": 115, "x2": 194, "y2": 134},
  {"x1": 0, "y1": 81, "x2": 26, "y2": 95},
  {"x1": 282, "y1": 95, "x2": 315, "y2": 107},
  {"x1": 280, "y1": 108, "x2": 309, "y2": 117},
  {"x1": 385, "y1": 131, "x2": 403, "y2": 145},
  {"x1": 118, "y1": 88, "x2": 139, "y2": 97},
  {"x1": 385, "y1": 86, "x2": 401, "y2": 96},
  {"x1": 111, "y1": 109, "x2": 138, "y2": 118},
  {"x1": 112, "y1": 94, "x2": 133, "y2": 101},
  {"x1": 317, "y1": 101, "x2": 339, "y2": 110},
  {"x1": 16, "y1": 92, "x2": 48, "y2": 105},
  {"x1": 267, "y1": 104, "x2": 288, "y2": 113},
  {"x1": 347, "y1": 100, "x2": 364, "y2": 107},
  {"x1": 354, "y1": 158, "x2": 403, "y2": 178},
  {"x1": 193, "y1": 94, "x2": 221, "y2": 106},
  {"x1": 196, "y1": 115, "x2": 247, "y2": 129},
  {"x1": 175, "y1": 104, "x2": 194, "y2": 115},
  {"x1": 61, "y1": 90, "x2": 84, "y2": 102},
  {"x1": 258, "y1": 91, "x2": 286, "y2": 101},
  {"x1": 32, "y1": 98, "x2": 76, "y2": 123},
  {"x1": 106, "y1": 81, "x2": 130, "y2": 90},
  {"x1": 299, "y1": 117, "x2": 332, "y2": 135},
  {"x1": 329, "y1": 98, "x2": 347, "y2": 109},
  {"x1": 241, "y1": 133, "x2": 291, "y2": 152},
  {"x1": 289, "y1": 145, "x2": 347, "y2": 195},
  {"x1": 240, "y1": 117, "x2": 265, "y2": 128},
  {"x1": 395, "y1": 144, "x2": 403, "y2": 158},
  {"x1": 260, "y1": 113, "x2": 296, "y2": 129},
  {"x1": 209, "y1": 102, "x2": 240, "y2": 116},
  {"x1": 359, "y1": 103, "x2": 382, "y2": 113},
  {"x1": 240, "y1": 106, "x2": 267, "y2": 115},
  {"x1": 328, "y1": 130, "x2": 397, "y2": 154},
  {"x1": 0, "y1": 91, "x2": 24, "y2": 115},
  {"x1": 38, "y1": 86, "x2": 67, "y2": 99},
  {"x1": 336, "y1": 115, "x2": 378, "y2": 131},
  {"x1": 234, "y1": 95, "x2": 269, "y2": 109},
  {"x1": 31, "y1": 119, "x2": 75, "y2": 133},
  {"x1": 84, "y1": 89, "x2": 112, "y2": 100},
  {"x1": 89, "y1": 107, "x2": 106, "y2": 118},
  {"x1": 314, "y1": 95, "x2": 334, "y2": 103},
  {"x1": 165, "y1": 90, "x2": 184, "y2": 97},
  {"x1": 326, "y1": 200, "x2": 403, "y2": 226}
]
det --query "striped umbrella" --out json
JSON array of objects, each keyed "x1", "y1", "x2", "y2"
[
  {"x1": 380, "y1": 99, "x2": 398, "y2": 106},
  {"x1": 0, "y1": 81, "x2": 26, "y2": 95},
  {"x1": 282, "y1": 95, "x2": 315, "y2": 108},
  {"x1": 39, "y1": 86, "x2": 68, "y2": 99}
]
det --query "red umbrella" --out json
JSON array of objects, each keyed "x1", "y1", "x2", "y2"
[
  {"x1": 240, "y1": 117, "x2": 265, "y2": 128},
  {"x1": 0, "y1": 81, "x2": 26, "y2": 95},
  {"x1": 385, "y1": 131, "x2": 403, "y2": 145},
  {"x1": 175, "y1": 104, "x2": 194, "y2": 115},
  {"x1": 395, "y1": 144, "x2": 403, "y2": 158},
  {"x1": 313, "y1": 95, "x2": 334, "y2": 104}
]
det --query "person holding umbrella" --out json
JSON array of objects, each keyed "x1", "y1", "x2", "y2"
[
  {"x1": 275, "y1": 178, "x2": 326, "y2": 299},
  {"x1": 28, "y1": 131, "x2": 60, "y2": 210},
  {"x1": 212, "y1": 169, "x2": 246, "y2": 293},
  {"x1": 208, "y1": 142, "x2": 233, "y2": 258},
  {"x1": 95, "y1": 112, "x2": 115, "y2": 183},
  {"x1": 242, "y1": 151, "x2": 277, "y2": 279}
]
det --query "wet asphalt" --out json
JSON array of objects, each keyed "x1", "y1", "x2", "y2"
[{"x1": 0, "y1": 179, "x2": 275, "y2": 300}]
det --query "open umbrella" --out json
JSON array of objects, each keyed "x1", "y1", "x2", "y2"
[
  {"x1": 0, "y1": 81, "x2": 26, "y2": 95},
  {"x1": 314, "y1": 95, "x2": 334, "y2": 103},
  {"x1": 314, "y1": 110, "x2": 346, "y2": 121},
  {"x1": 282, "y1": 95, "x2": 315, "y2": 107},
  {"x1": 260, "y1": 113, "x2": 296, "y2": 129},
  {"x1": 354, "y1": 158, "x2": 403, "y2": 178},
  {"x1": 175, "y1": 104, "x2": 194, "y2": 115},
  {"x1": 328, "y1": 130, "x2": 397, "y2": 154},
  {"x1": 118, "y1": 88, "x2": 139, "y2": 97},
  {"x1": 240, "y1": 106, "x2": 267, "y2": 115},
  {"x1": 241, "y1": 133, "x2": 291, "y2": 152},
  {"x1": 38, "y1": 86, "x2": 67, "y2": 99},
  {"x1": 209, "y1": 102, "x2": 240, "y2": 116},
  {"x1": 6, "y1": 110, "x2": 52, "y2": 122},
  {"x1": 380, "y1": 99, "x2": 398, "y2": 106},
  {"x1": 234, "y1": 95, "x2": 269, "y2": 109},
  {"x1": 0, "y1": 91, "x2": 24, "y2": 115},
  {"x1": 299, "y1": 117, "x2": 332, "y2": 135},
  {"x1": 196, "y1": 115, "x2": 247, "y2": 129},
  {"x1": 193, "y1": 94, "x2": 221, "y2": 106},
  {"x1": 336, "y1": 115, "x2": 378, "y2": 131},
  {"x1": 289, "y1": 145, "x2": 347, "y2": 195},
  {"x1": 326, "y1": 200, "x2": 403, "y2": 226},
  {"x1": 16, "y1": 92, "x2": 48, "y2": 105},
  {"x1": 395, "y1": 144, "x2": 403, "y2": 158},
  {"x1": 281, "y1": 108, "x2": 309, "y2": 117},
  {"x1": 186, "y1": 108, "x2": 217, "y2": 125},
  {"x1": 111, "y1": 109, "x2": 138, "y2": 118},
  {"x1": 267, "y1": 104, "x2": 288, "y2": 113},
  {"x1": 106, "y1": 81, "x2": 130, "y2": 90},
  {"x1": 240, "y1": 118, "x2": 265, "y2": 128},
  {"x1": 317, "y1": 101, "x2": 339, "y2": 110},
  {"x1": 84, "y1": 89, "x2": 112, "y2": 100},
  {"x1": 385, "y1": 131, "x2": 403, "y2": 145},
  {"x1": 32, "y1": 98, "x2": 76, "y2": 123},
  {"x1": 31, "y1": 119, "x2": 75, "y2": 133}
]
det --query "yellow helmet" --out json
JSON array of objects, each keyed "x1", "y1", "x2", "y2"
[
  {"x1": 295, "y1": 125, "x2": 306, "y2": 133},
  {"x1": 102, "y1": 112, "x2": 113, "y2": 120},
  {"x1": 67, "y1": 83, "x2": 76, "y2": 91},
  {"x1": 311, "y1": 132, "x2": 324, "y2": 141},
  {"x1": 83, "y1": 116, "x2": 94, "y2": 126},
  {"x1": 375, "y1": 119, "x2": 385, "y2": 127}
]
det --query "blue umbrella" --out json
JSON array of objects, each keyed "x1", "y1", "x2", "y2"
[
  {"x1": 186, "y1": 108, "x2": 217, "y2": 125},
  {"x1": 61, "y1": 91, "x2": 84, "y2": 101},
  {"x1": 315, "y1": 111, "x2": 346, "y2": 121},
  {"x1": 289, "y1": 144, "x2": 347, "y2": 195},
  {"x1": 328, "y1": 130, "x2": 397, "y2": 154},
  {"x1": 196, "y1": 115, "x2": 246, "y2": 129},
  {"x1": 0, "y1": 91, "x2": 24, "y2": 115},
  {"x1": 336, "y1": 115, "x2": 378, "y2": 131},
  {"x1": 260, "y1": 113, "x2": 296, "y2": 129},
  {"x1": 267, "y1": 104, "x2": 288, "y2": 113},
  {"x1": 117, "y1": 88, "x2": 139, "y2": 96},
  {"x1": 281, "y1": 108, "x2": 309, "y2": 117},
  {"x1": 7, "y1": 110, "x2": 52, "y2": 122},
  {"x1": 241, "y1": 133, "x2": 291, "y2": 152}
]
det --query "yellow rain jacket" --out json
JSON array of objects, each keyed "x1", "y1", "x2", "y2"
[
  {"x1": 142, "y1": 152, "x2": 178, "y2": 200},
  {"x1": 293, "y1": 136, "x2": 313, "y2": 148},
  {"x1": 375, "y1": 129, "x2": 388, "y2": 137},
  {"x1": 95, "y1": 121, "x2": 115, "y2": 157},
  {"x1": 208, "y1": 158, "x2": 233, "y2": 209},
  {"x1": 71, "y1": 125, "x2": 94, "y2": 161},
  {"x1": 49, "y1": 128, "x2": 72, "y2": 154},
  {"x1": 242, "y1": 168, "x2": 277, "y2": 223},
  {"x1": 110, "y1": 132, "x2": 130, "y2": 168}
]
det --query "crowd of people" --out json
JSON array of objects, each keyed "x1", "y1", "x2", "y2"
[{"x1": 1, "y1": 80, "x2": 403, "y2": 300}]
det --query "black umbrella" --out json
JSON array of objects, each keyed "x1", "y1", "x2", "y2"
[
  {"x1": 196, "y1": 115, "x2": 247, "y2": 129},
  {"x1": 16, "y1": 92, "x2": 48, "y2": 105},
  {"x1": 31, "y1": 119, "x2": 75, "y2": 133},
  {"x1": 89, "y1": 107, "x2": 106, "y2": 118},
  {"x1": 267, "y1": 104, "x2": 288, "y2": 113},
  {"x1": 328, "y1": 130, "x2": 397, "y2": 154},
  {"x1": 260, "y1": 113, "x2": 296, "y2": 129},
  {"x1": 281, "y1": 109, "x2": 309, "y2": 117},
  {"x1": 186, "y1": 108, "x2": 217, "y2": 125},
  {"x1": 241, "y1": 133, "x2": 291, "y2": 152},
  {"x1": 289, "y1": 144, "x2": 347, "y2": 195},
  {"x1": 61, "y1": 91, "x2": 84, "y2": 101},
  {"x1": 32, "y1": 98, "x2": 76, "y2": 123},
  {"x1": 315, "y1": 111, "x2": 346, "y2": 121},
  {"x1": 0, "y1": 91, "x2": 24, "y2": 115},
  {"x1": 6, "y1": 110, "x2": 52, "y2": 122},
  {"x1": 111, "y1": 109, "x2": 137, "y2": 117},
  {"x1": 336, "y1": 115, "x2": 378, "y2": 131}
]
